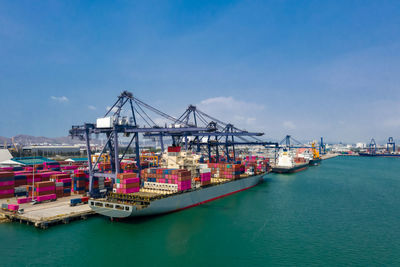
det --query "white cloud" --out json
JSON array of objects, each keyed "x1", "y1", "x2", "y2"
[
  {"x1": 197, "y1": 96, "x2": 265, "y2": 129},
  {"x1": 199, "y1": 96, "x2": 264, "y2": 111},
  {"x1": 88, "y1": 105, "x2": 96, "y2": 110},
  {"x1": 282, "y1": 121, "x2": 296, "y2": 130},
  {"x1": 50, "y1": 96, "x2": 69, "y2": 103}
]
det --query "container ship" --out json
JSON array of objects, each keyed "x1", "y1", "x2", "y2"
[
  {"x1": 89, "y1": 149, "x2": 269, "y2": 219},
  {"x1": 89, "y1": 172, "x2": 265, "y2": 218}
]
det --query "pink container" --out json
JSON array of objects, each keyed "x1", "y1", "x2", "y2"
[
  {"x1": 61, "y1": 166, "x2": 79, "y2": 170},
  {"x1": 8, "y1": 204, "x2": 19, "y2": 211},
  {"x1": 36, "y1": 194, "x2": 57, "y2": 202},
  {"x1": 121, "y1": 177, "x2": 140, "y2": 184},
  {"x1": 17, "y1": 197, "x2": 32, "y2": 204},
  {"x1": 27, "y1": 178, "x2": 41, "y2": 183},
  {"x1": 36, "y1": 186, "x2": 55, "y2": 192},
  {"x1": 0, "y1": 189, "x2": 14, "y2": 195},
  {"x1": 0, "y1": 181, "x2": 15, "y2": 186},
  {"x1": 124, "y1": 187, "x2": 140, "y2": 193}
]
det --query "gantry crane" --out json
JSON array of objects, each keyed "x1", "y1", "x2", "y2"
[{"x1": 70, "y1": 91, "x2": 213, "y2": 195}]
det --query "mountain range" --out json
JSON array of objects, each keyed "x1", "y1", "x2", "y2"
[{"x1": 0, "y1": 135, "x2": 94, "y2": 146}]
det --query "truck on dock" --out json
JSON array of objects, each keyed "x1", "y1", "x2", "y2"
[{"x1": 70, "y1": 197, "x2": 89, "y2": 207}]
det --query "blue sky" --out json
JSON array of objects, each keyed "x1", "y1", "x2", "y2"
[{"x1": 1, "y1": 0, "x2": 400, "y2": 143}]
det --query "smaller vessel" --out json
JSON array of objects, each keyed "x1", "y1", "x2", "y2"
[
  {"x1": 358, "y1": 152, "x2": 400, "y2": 157},
  {"x1": 271, "y1": 150, "x2": 308, "y2": 173},
  {"x1": 309, "y1": 142, "x2": 322, "y2": 166}
]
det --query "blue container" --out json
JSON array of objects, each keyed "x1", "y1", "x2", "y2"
[{"x1": 70, "y1": 198, "x2": 82, "y2": 205}]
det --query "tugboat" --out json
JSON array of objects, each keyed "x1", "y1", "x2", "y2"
[{"x1": 309, "y1": 142, "x2": 322, "y2": 166}]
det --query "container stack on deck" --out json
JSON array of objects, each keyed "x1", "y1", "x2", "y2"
[
  {"x1": 161, "y1": 146, "x2": 201, "y2": 179},
  {"x1": 242, "y1": 156, "x2": 270, "y2": 175},
  {"x1": 198, "y1": 164, "x2": 211, "y2": 186},
  {"x1": 207, "y1": 163, "x2": 244, "y2": 179},
  {"x1": 141, "y1": 168, "x2": 192, "y2": 192},
  {"x1": 114, "y1": 173, "x2": 140, "y2": 194}
]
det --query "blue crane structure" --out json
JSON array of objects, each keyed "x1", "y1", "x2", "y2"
[
  {"x1": 143, "y1": 105, "x2": 278, "y2": 162},
  {"x1": 368, "y1": 138, "x2": 377, "y2": 154},
  {"x1": 69, "y1": 91, "x2": 214, "y2": 196},
  {"x1": 319, "y1": 137, "x2": 326, "y2": 155},
  {"x1": 278, "y1": 135, "x2": 325, "y2": 151},
  {"x1": 279, "y1": 135, "x2": 304, "y2": 148},
  {"x1": 387, "y1": 137, "x2": 395, "y2": 153}
]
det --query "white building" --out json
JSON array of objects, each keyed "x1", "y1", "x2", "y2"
[{"x1": 356, "y1": 143, "x2": 366, "y2": 148}]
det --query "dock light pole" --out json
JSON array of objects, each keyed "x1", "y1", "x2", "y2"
[{"x1": 31, "y1": 151, "x2": 36, "y2": 202}]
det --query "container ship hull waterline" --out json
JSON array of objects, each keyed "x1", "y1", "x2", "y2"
[
  {"x1": 89, "y1": 173, "x2": 265, "y2": 218},
  {"x1": 271, "y1": 163, "x2": 308, "y2": 174}
]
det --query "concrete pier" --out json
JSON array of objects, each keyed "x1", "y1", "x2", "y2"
[
  {"x1": 321, "y1": 153, "x2": 339, "y2": 160},
  {"x1": 0, "y1": 195, "x2": 95, "y2": 229}
]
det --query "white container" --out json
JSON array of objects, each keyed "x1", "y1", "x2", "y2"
[{"x1": 96, "y1": 117, "x2": 113, "y2": 128}]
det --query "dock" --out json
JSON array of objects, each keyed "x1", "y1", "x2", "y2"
[
  {"x1": 321, "y1": 153, "x2": 339, "y2": 160},
  {"x1": 0, "y1": 195, "x2": 96, "y2": 229}
]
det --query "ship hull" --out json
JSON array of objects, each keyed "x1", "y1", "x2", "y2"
[
  {"x1": 359, "y1": 153, "x2": 400, "y2": 157},
  {"x1": 309, "y1": 158, "x2": 322, "y2": 166},
  {"x1": 89, "y1": 173, "x2": 265, "y2": 218},
  {"x1": 271, "y1": 163, "x2": 309, "y2": 174}
]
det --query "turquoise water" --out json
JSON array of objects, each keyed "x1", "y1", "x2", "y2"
[{"x1": 1, "y1": 157, "x2": 400, "y2": 266}]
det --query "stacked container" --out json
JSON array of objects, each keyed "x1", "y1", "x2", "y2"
[
  {"x1": 55, "y1": 182, "x2": 64, "y2": 198},
  {"x1": 114, "y1": 173, "x2": 140, "y2": 194},
  {"x1": 243, "y1": 156, "x2": 269, "y2": 174},
  {"x1": 208, "y1": 163, "x2": 244, "y2": 179},
  {"x1": 98, "y1": 162, "x2": 111, "y2": 171},
  {"x1": 73, "y1": 172, "x2": 87, "y2": 194},
  {"x1": 141, "y1": 168, "x2": 192, "y2": 191},
  {"x1": 34, "y1": 181, "x2": 55, "y2": 197},
  {"x1": 198, "y1": 164, "x2": 211, "y2": 186},
  {"x1": 14, "y1": 172, "x2": 29, "y2": 187},
  {"x1": 43, "y1": 161, "x2": 61, "y2": 171},
  {"x1": 0, "y1": 172, "x2": 14, "y2": 199},
  {"x1": 60, "y1": 178, "x2": 72, "y2": 197}
]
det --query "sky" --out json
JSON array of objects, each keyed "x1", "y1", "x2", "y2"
[{"x1": 0, "y1": 0, "x2": 400, "y2": 143}]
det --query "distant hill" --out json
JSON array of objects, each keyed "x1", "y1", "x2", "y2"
[{"x1": 0, "y1": 135, "x2": 101, "y2": 146}]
